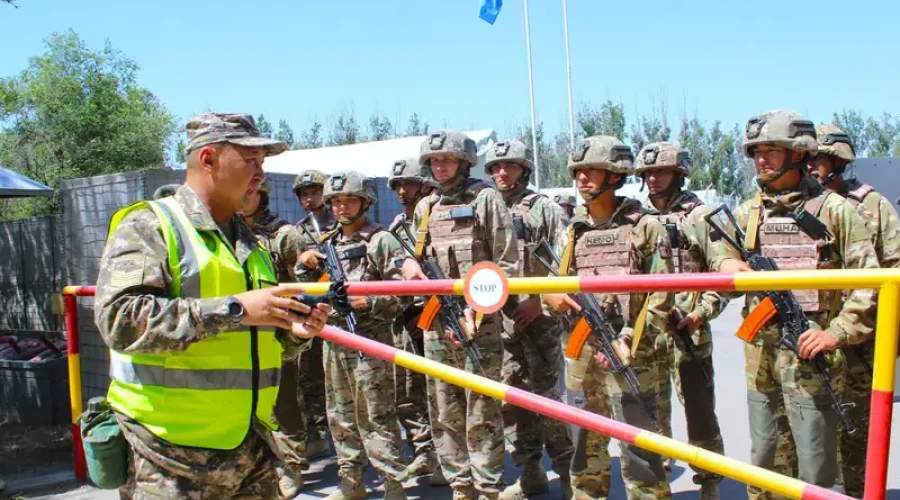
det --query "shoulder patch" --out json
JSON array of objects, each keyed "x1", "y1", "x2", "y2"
[{"x1": 109, "y1": 257, "x2": 146, "y2": 288}]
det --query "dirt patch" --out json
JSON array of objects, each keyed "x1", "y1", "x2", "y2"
[{"x1": 0, "y1": 422, "x2": 73, "y2": 477}]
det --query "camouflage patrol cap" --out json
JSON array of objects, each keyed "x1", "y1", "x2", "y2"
[
  {"x1": 567, "y1": 135, "x2": 635, "y2": 178},
  {"x1": 183, "y1": 112, "x2": 288, "y2": 156},
  {"x1": 293, "y1": 169, "x2": 328, "y2": 192},
  {"x1": 419, "y1": 130, "x2": 477, "y2": 168},
  {"x1": 324, "y1": 171, "x2": 378, "y2": 205},
  {"x1": 816, "y1": 124, "x2": 856, "y2": 162},
  {"x1": 152, "y1": 184, "x2": 180, "y2": 200},
  {"x1": 635, "y1": 142, "x2": 691, "y2": 176},
  {"x1": 552, "y1": 193, "x2": 576, "y2": 207},
  {"x1": 389, "y1": 157, "x2": 438, "y2": 189},
  {"x1": 484, "y1": 140, "x2": 534, "y2": 175},
  {"x1": 742, "y1": 110, "x2": 818, "y2": 158}
]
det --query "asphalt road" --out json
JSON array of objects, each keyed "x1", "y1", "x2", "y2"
[{"x1": 25, "y1": 303, "x2": 900, "y2": 499}]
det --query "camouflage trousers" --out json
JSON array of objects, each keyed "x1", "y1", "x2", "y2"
[
  {"x1": 572, "y1": 336, "x2": 671, "y2": 500},
  {"x1": 839, "y1": 343, "x2": 874, "y2": 498},
  {"x1": 660, "y1": 329, "x2": 726, "y2": 484},
  {"x1": 272, "y1": 353, "x2": 310, "y2": 474},
  {"x1": 654, "y1": 334, "x2": 674, "y2": 441},
  {"x1": 323, "y1": 327, "x2": 408, "y2": 483},
  {"x1": 501, "y1": 313, "x2": 574, "y2": 476},
  {"x1": 424, "y1": 316, "x2": 506, "y2": 494},
  {"x1": 117, "y1": 415, "x2": 279, "y2": 499},
  {"x1": 298, "y1": 337, "x2": 329, "y2": 443},
  {"x1": 392, "y1": 323, "x2": 435, "y2": 458},
  {"x1": 745, "y1": 342, "x2": 845, "y2": 498}
]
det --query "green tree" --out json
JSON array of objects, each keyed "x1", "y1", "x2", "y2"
[
  {"x1": 367, "y1": 112, "x2": 393, "y2": 141},
  {"x1": 864, "y1": 113, "x2": 899, "y2": 157},
  {"x1": 255, "y1": 114, "x2": 273, "y2": 139},
  {"x1": 0, "y1": 30, "x2": 175, "y2": 219},
  {"x1": 678, "y1": 113, "x2": 710, "y2": 190},
  {"x1": 328, "y1": 105, "x2": 360, "y2": 146},
  {"x1": 405, "y1": 113, "x2": 429, "y2": 136},
  {"x1": 577, "y1": 100, "x2": 627, "y2": 140},
  {"x1": 831, "y1": 109, "x2": 869, "y2": 156},
  {"x1": 275, "y1": 119, "x2": 295, "y2": 149},
  {"x1": 298, "y1": 120, "x2": 323, "y2": 149}
]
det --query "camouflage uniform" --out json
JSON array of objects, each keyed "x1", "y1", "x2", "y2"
[
  {"x1": 636, "y1": 142, "x2": 727, "y2": 493},
  {"x1": 558, "y1": 136, "x2": 674, "y2": 500},
  {"x1": 553, "y1": 192, "x2": 577, "y2": 224},
  {"x1": 292, "y1": 170, "x2": 337, "y2": 456},
  {"x1": 811, "y1": 124, "x2": 900, "y2": 498},
  {"x1": 388, "y1": 158, "x2": 440, "y2": 476},
  {"x1": 410, "y1": 130, "x2": 518, "y2": 499},
  {"x1": 716, "y1": 111, "x2": 879, "y2": 497},
  {"x1": 484, "y1": 140, "x2": 575, "y2": 499},
  {"x1": 319, "y1": 172, "x2": 410, "y2": 499}
]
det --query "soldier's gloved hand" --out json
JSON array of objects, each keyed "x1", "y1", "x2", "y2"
[
  {"x1": 512, "y1": 296, "x2": 542, "y2": 329},
  {"x1": 298, "y1": 249, "x2": 325, "y2": 270},
  {"x1": 543, "y1": 293, "x2": 581, "y2": 314},
  {"x1": 236, "y1": 285, "x2": 322, "y2": 331},
  {"x1": 291, "y1": 303, "x2": 332, "y2": 340},
  {"x1": 402, "y1": 258, "x2": 427, "y2": 281},
  {"x1": 719, "y1": 258, "x2": 753, "y2": 273},
  {"x1": 797, "y1": 329, "x2": 839, "y2": 358},
  {"x1": 446, "y1": 307, "x2": 477, "y2": 347},
  {"x1": 594, "y1": 337, "x2": 632, "y2": 371},
  {"x1": 676, "y1": 311, "x2": 703, "y2": 335}
]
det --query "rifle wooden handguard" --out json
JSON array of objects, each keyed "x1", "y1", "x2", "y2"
[
  {"x1": 417, "y1": 296, "x2": 441, "y2": 331},
  {"x1": 737, "y1": 296, "x2": 777, "y2": 343}
]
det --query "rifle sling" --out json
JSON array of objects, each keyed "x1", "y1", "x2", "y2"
[
  {"x1": 414, "y1": 201, "x2": 432, "y2": 259},
  {"x1": 745, "y1": 194, "x2": 763, "y2": 252}
]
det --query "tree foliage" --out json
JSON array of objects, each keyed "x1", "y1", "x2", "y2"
[
  {"x1": 405, "y1": 113, "x2": 429, "y2": 137},
  {"x1": 0, "y1": 30, "x2": 175, "y2": 219},
  {"x1": 367, "y1": 112, "x2": 393, "y2": 141}
]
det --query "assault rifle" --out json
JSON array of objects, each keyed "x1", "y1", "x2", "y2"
[
  {"x1": 532, "y1": 238, "x2": 659, "y2": 430},
  {"x1": 297, "y1": 218, "x2": 358, "y2": 337},
  {"x1": 388, "y1": 214, "x2": 484, "y2": 375},
  {"x1": 704, "y1": 204, "x2": 855, "y2": 433}
]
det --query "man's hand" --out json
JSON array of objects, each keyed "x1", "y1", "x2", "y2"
[
  {"x1": 445, "y1": 307, "x2": 476, "y2": 347},
  {"x1": 719, "y1": 258, "x2": 753, "y2": 273},
  {"x1": 297, "y1": 249, "x2": 325, "y2": 270},
  {"x1": 543, "y1": 293, "x2": 581, "y2": 314},
  {"x1": 235, "y1": 285, "x2": 320, "y2": 331},
  {"x1": 402, "y1": 258, "x2": 427, "y2": 281},
  {"x1": 797, "y1": 329, "x2": 839, "y2": 359},
  {"x1": 291, "y1": 303, "x2": 332, "y2": 340},
  {"x1": 676, "y1": 311, "x2": 703, "y2": 335},
  {"x1": 350, "y1": 296, "x2": 370, "y2": 311},
  {"x1": 512, "y1": 296, "x2": 542, "y2": 329},
  {"x1": 594, "y1": 338, "x2": 631, "y2": 370}
]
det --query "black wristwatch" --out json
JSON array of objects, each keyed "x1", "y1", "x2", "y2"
[{"x1": 225, "y1": 296, "x2": 245, "y2": 324}]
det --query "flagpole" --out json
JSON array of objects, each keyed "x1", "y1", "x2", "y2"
[
  {"x1": 523, "y1": 0, "x2": 540, "y2": 189},
  {"x1": 561, "y1": 0, "x2": 578, "y2": 199}
]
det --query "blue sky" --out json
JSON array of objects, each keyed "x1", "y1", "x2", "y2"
[{"x1": 1, "y1": 0, "x2": 898, "y2": 141}]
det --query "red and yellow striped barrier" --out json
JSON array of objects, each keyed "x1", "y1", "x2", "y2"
[{"x1": 61, "y1": 286, "x2": 95, "y2": 481}]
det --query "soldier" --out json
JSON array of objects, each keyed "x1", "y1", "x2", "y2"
[
  {"x1": 484, "y1": 140, "x2": 575, "y2": 500},
  {"x1": 717, "y1": 110, "x2": 878, "y2": 496},
  {"x1": 401, "y1": 130, "x2": 518, "y2": 500},
  {"x1": 93, "y1": 112, "x2": 330, "y2": 498},
  {"x1": 306, "y1": 171, "x2": 411, "y2": 500},
  {"x1": 806, "y1": 124, "x2": 900, "y2": 498},
  {"x1": 544, "y1": 135, "x2": 674, "y2": 499},
  {"x1": 292, "y1": 169, "x2": 335, "y2": 461},
  {"x1": 635, "y1": 142, "x2": 727, "y2": 499},
  {"x1": 553, "y1": 192, "x2": 576, "y2": 222},
  {"x1": 387, "y1": 157, "x2": 445, "y2": 485},
  {"x1": 241, "y1": 178, "x2": 313, "y2": 497}
]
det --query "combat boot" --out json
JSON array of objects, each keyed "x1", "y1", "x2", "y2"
[
  {"x1": 699, "y1": 481, "x2": 720, "y2": 500},
  {"x1": 430, "y1": 465, "x2": 449, "y2": 486},
  {"x1": 453, "y1": 485, "x2": 477, "y2": 500},
  {"x1": 276, "y1": 465, "x2": 304, "y2": 498},
  {"x1": 324, "y1": 477, "x2": 367, "y2": 500},
  {"x1": 406, "y1": 450, "x2": 439, "y2": 477},
  {"x1": 307, "y1": 438, "x2": 332, "y2": 460},
  {"x1": 499, "y1": 462, "x2": 550, "y2": 499},
  {"x1": 383, "y1": 479, "x2": 408, "y2": 500}
]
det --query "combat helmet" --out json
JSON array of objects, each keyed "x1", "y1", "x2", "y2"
[
  {"x1": 816, "y1": 124, "x2": 856, "y2": 163},
  {"x1": 635, "y1": 142, "x2": 691, "y2": 177},
  {"x1": 389, "y1": 156, "x2": 438, "y2": 189},
  {"x1": 292, "y1": 169, "x2": 328, "y2": 193},
  {"x1": 419, "y1": 130, "x2": 477, "y2": 183},
  {"x1": 742, "y1": 110, "x2": 818, "y2": 158},
  {"x1": 567, "y1": 135, "x2": 634, "y2": 178},
  {"x1": 484, "y1": 140, "x2": 534, "y2": 182},
  {"x1": 324, "y1": 171, "x2": 378, "y2": 206},
  {"x1": 552, "y1": 192, "x2": 576, "y2": 207},
  {"x1": 151, "y1": 184, "x2": 180, "y2": 200}
]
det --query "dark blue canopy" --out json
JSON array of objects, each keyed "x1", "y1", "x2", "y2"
[{"x1": 0, "y1": 166, "x2": 53, "y2": 198}]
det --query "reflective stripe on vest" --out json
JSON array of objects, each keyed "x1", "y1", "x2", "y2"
[{"x1": 105, "y1": 197, "x2": 282, "y2": 450}]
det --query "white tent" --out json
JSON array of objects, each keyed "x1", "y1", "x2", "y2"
[{"x1": 263, "y1": 129, "x2": 498, "y2": 181}]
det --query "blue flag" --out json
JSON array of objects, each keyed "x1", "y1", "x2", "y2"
[{"x1": 479, "y1": 0, "x2": 503, "y2": 25}]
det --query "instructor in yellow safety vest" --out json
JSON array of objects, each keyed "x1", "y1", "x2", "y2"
[{"x1": 94, "y1": 112, "x2": 330, "y2": 499}]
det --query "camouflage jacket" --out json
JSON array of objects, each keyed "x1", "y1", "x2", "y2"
[
  {"x1": 839, "y1": 178, "x2": 900, "y2": 270},
  {"x1": 247, "y1": 211, "x2": 305, "y2": 283},
  {"x1": 94, "y1": 186, "x2": 303, "y2": 354},
  {"x1": 556, "y1": 197, "x2": 675, "y2": 354},
  {"x1": 294, "y1": 209, "x2": 338, "y2": 282},
  {"x1": 720, "y1": 177, "x2": 878, "y2": 347},
  {"x1": 505, "y1": 188, "x2": 568, "y2": 278},
  {"x1": 644, "y1": 191, "x2": 730, "y2": 345}
]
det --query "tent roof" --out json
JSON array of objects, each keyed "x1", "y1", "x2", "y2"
[
  {"x1": 262, "y1": 129, "x2": 498, "y2": 181},
  {"x1": 0, "y1": 166, "x2": 54, "y2": 198}
]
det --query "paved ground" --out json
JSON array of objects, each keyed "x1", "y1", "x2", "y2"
[{"x1": 9, "y1": 303, "x2": 900, "y2": 499}]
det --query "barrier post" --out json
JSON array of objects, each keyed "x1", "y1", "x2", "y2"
[
  {"x1": 864, "y1": 282, "x2": 899, "y2": 500},
  {"x1": 64, "y1": 292, "x2": 87, "y2": 481}
]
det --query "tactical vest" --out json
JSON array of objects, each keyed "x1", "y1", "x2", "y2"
[
  {"x1": 755, "y1": 194, "x2": 834, "y2": 312},
  {"x1": 656, "y1": 200, "x2": 704, "y2": 274},
  {"x1": 427, "y1": 183, "x2": 489, "y2": 278},
  {"x1": 329, "y1": 222, "x2": 382, "y2": 283},
  {"x1": 512, "y1": 193, "x2": 545, "y2": 277},
  {"x1": 105, "y1": 197, "x2": 281, "y2": 450},
  {"x1": 844, "y1": 183, "x2": 875, "y2": 208},
  {"x1": 573, "y1": 210, "x2": 643, "y2": 320}
]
